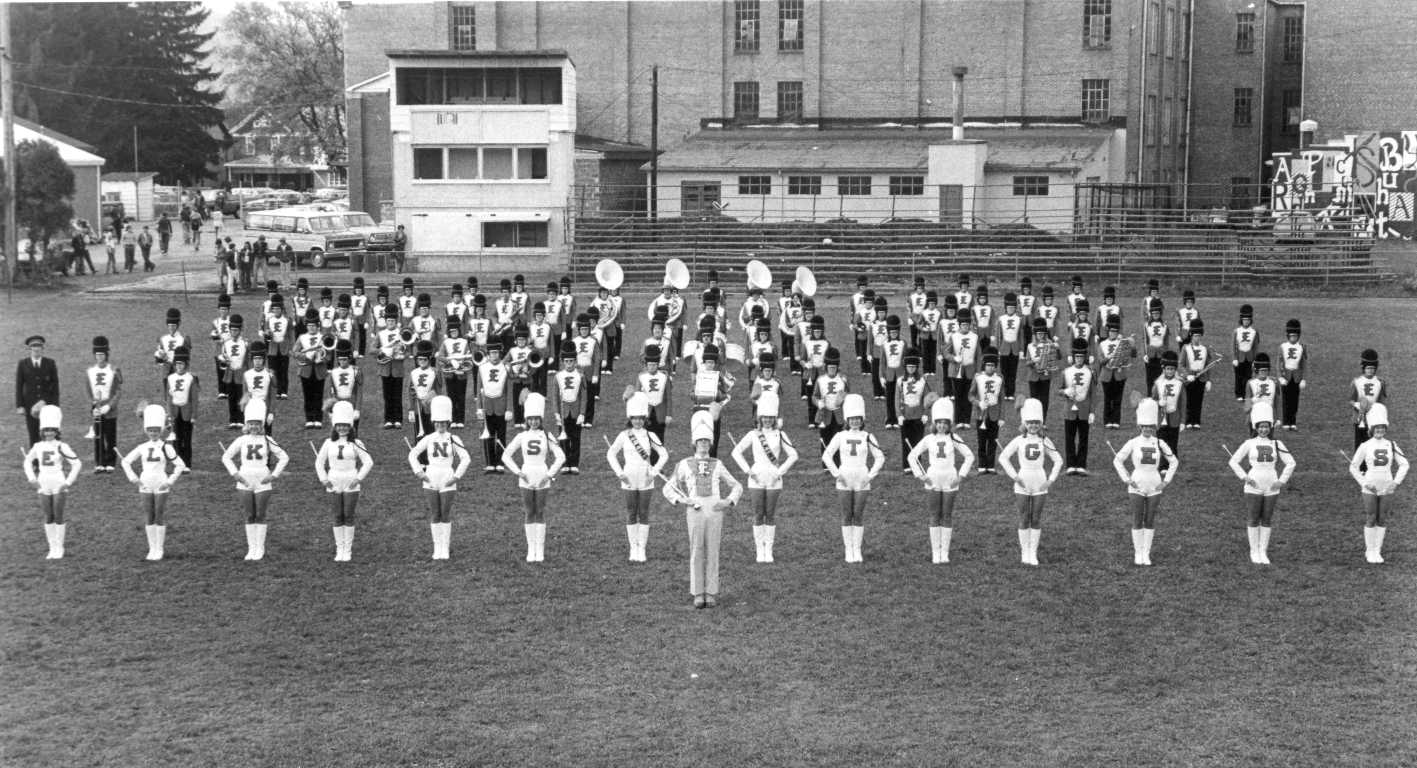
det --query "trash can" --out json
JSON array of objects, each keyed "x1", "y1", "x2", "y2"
[{"x1": 349, "y1": 250, "x2": 366, "y2": 272}]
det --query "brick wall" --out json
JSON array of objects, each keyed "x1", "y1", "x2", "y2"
[{"x1": 1305, "y1": 0, "x2": 1413, "y2": 140}]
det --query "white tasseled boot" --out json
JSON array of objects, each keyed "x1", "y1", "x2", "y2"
[
  {"x1": 1018, "y1": 529, "x2": 1030, "y2": 564},
  {"x1": 762, "y1": 525, "x2": 775, "y2": 562},
  {"x1": 929, "y1": 527, "x2": 943, "y2": 563},
  {"x1": 534, "y1": 523, "x2": 547, "y2": 562},
  {"x1": 853, "y1": 526, "x2": 865, "y2": 562},
  {"x1": 1256, "y1": 526, "x2": 1271, "y2": 565},
  {"x1": 1131, "y1": 529, "x2": 1145, "y2": 565},
  {"x1": 429, "y1": 523, "x2": 441, "y2": 560},
  {"x1": 626, "y1": 525, "x2": 638, "y2": 561},
  {"x1": 525, "y1": 524, "x2": 537, "y2": 562},
  {"x1": 1247, "y1": 526, "x2": 1261, "y2": 564},
  {"x1": 344, "y1": 527, "x2": 356, "y2": 561},
  {"x1": 244, "y1": 524, "x2": 258, "y2": 560},
  {"x1": 153, "y1": 525, "x2": 166, "y2": 561},
  {"x1": 1364, "y1": 527, "x2": 1377, "y2": 563},
  {"x1": 1027, "y1": 529, "x2": 1041, "y2": 566},
  {"x1": 333, "y1": 527, "x2": 344, "y2": 561},
  {"x1": 145, "y1": 525, "x2": 159, "y2": 560},
  {"x1": 440, "y1": 523, "x2": 453, "y2": 559},
  {"x1": 842, "y1": 526, "x2": 853, "y2": 562},
  {"x1": 1372, "y1": 527, "x2": 1387, "y2": 563},
  {"x1": 940, "y1": 528, "x2": 952, "y2": 563},
  {"x1": 253, "y1": 524, "x2": 268, "y2": 560},
  {"x1": 752, "y1": 525, "x2": 765, "y2": 562},
  {"x1": 52, "y1": 524, "x2": 65, "y2": 559},
  {"x1": 1141, "y1": 528, "x2": 1154, "y2": 566},
  {"x1": 43, "y1": 523, "x2": 56, "y2": 559},
  {"x1": 637, "y1": 524, "x2": 650, "y2": 561}
]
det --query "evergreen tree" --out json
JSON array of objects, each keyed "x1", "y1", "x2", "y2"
[
  {"x1": 14, "y1": 139, "x2": 76, "y2": 245},
  {"x1": 11, "y1": 2, "x2": 226, "y2": 185}
]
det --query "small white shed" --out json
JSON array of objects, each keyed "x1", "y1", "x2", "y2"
[{"x1": 101, "y1": 172, "x2": 158, "y2": 222}]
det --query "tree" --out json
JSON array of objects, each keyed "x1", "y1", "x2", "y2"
[
  {"x1": 14, "y1": 139, "x2": 76, "y2": 247},
  {"x1": 220, "y1": 2, "x2": 346, "y2": 165},
  {"x1": 11, "y1": 2, "x2": 226, "y2": 185}
]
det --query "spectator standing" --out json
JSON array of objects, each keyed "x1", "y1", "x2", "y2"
[
  {"x1": 253, "y1": 235, "x2": 269, "y2": 287},
  {"x1": 275, "y1": 237, "x2": 294, "y2": 285},
  {"x1": 393, "y1": 225, "x2": 408, "y2": 274},
  {"x1": 190, "y1": 208, "x2": 204, "y2": 250},
  {"x1": 238, "y1": 241, "x2": 254, "y2": 290},
  {"x1": 138, "y1": 226, "x2": 155, "y2": 272},
  {"x1": 121, "y1": 223, "x2": 137, "y2": 272},
  {"x1": 103, "y1": 231, "x2": 118, "y2": 274},
  {"x1": 15, "y1": 335, "x2": 60, "y2": 447},
  {"x1": 157, "y1": 213, "x2": 172, "y2": 256},
  {"x1": 178, "y1": 204, "x2": 192, "y2": 245},
  {"x1": 70, "y1": 228, "x2": 94, "y2": 277},
  {"x1": 211, "y1": 209, "x2": 225, "y2": 244}
]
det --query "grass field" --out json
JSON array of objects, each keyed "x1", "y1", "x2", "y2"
[{"x1": 2, "y1": 283, "x2": 1415, "y2": 767}]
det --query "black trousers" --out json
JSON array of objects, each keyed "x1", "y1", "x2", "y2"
[
  {"x1": 270, "y1": 354, "x2": 289, "y2": 396},
  {"x1": 482, "y1": 413, "x2": 507, "y2": 467},
  {"x1": 1000, "y1": 353, "x2": 1019, "y2": 398},
  {"x1": 855, "y1": 336, "x2": 870, "y2": 373},
  {"x1": 1028, "y1": 380, "x2": 1052, "y2": 420},
  {"x1": 301, "y1": 375, "x2": 324, "y2": 423},
  {"x1": 647, "y1": 408, "x2": 666, "y2": 443},
  {"x1": 1234, "y1": 360, "x2": 1252, "y2": 399},
  {"x1": 584, "y1": 377, "x2": 600, "y2": 425},
  {"x1": 781, "y1": 332, "x2": 799, "y2": 373},
  {"x1": 884, "y1": 379, "x2": 898, "y2": 424},
  {"x1": 818, "y1": 414, "x2": 843, "y2": 456},
  {"x1": 1183, "y1": 380, "x2": 1206, "y2": 425},
  {"x1": 1063, "y1": 419, "x2": 1090, "y2": 469},
  {"x1": 871, "y1": 358, "x2": 884, "y2": 396},
  {"x1": 1102, "y1": 379, "x2": 1125, "y2": 425},
  {"x1": 173, "y1": 414, "x2": 194, "y2": 467},
  {"x1": 560, "y1": 417, "x2": 583, "y2": 468},
  {"x1": 446, "y1": 376, "x2": 468, "y2": 424},
  {"x1": 900, "y1": 418, "x2": 924, "y2": 470},
  {"x1": 1281, "y1": 379, "x2": 1301, "y2": 426},
  {"x1": 227, "y1": 381, "x2": 244, "y2": 424},
  {"x1": 1158, "y1": 424, "x2": 1180, "y2": 461},
  {"x1": 24, "y1": 413, "x2": 40, "y2": 447},
  {"x1": 920, "y1": 336, "x2": 937, "y2": 375},
  {"x1": 512, "y1": 381, "x2": 528, "y2": 424},
  {"x1": 1144, "y1": 358, "x2": 1162, "y2": 396},
  {"x1": 976, "y1": 419, "x2": 999, "y2": 469},
  {"x1": 951, "y1": 377, "x2": 971, "y2": 423},
  {"x1": 382, "y1": 376, "x2": 403, "y2": 423},
  {"x1": 94, "y1": 416, "x2": 118, "y2": 467}
]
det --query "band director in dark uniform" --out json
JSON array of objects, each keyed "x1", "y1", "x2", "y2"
[{"x1": 16, "y1": 335, "x2": 60, "y2": 447}]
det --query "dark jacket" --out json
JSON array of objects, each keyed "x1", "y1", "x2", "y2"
[{"x1": 15, "y1": 356, "x2": 60, "y2": 410}]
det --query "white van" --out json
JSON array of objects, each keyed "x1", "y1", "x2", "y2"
[{"x1": 240, "y1": 205, "x2": 369, "y2": 268}]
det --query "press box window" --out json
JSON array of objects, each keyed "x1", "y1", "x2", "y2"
[
  {"x1": 888, "y1": 176, "x2": 924, "y2": 196},
  {"x1": 414, "y1": 148, "x2": 444, "y2": 180},
  {"x1": 483, "y1": 222, "x2": 549, "y2": 249},
  {"x1": 787, "y1": 176, "x2": 821, "y2": 195},
  {"x1": 738, "y1": 176, "x2": 771, "y2": 195},
  {"x1": 837, "y1": 176, "x2": 871, "y2": 196},
  {"x1": 1013, "y1": 176, "x2": 1049, "y2": 196}
]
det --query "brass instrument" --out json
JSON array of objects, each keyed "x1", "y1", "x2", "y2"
[
  {"x1": 471, "y1": 349, "x2": 488, "y2": 367},
  {"x1": 1194, "y1": 346, "x2": 1228, "y2": 378},
  {"x1": 1104, "y1": 334, "x2": 1137, "y2": 370},
  {"x1": 399, "y1": 328, "x2": 416, "y2": 345},
  {"x1": 321, "y1": 334, "x2": 338, "y2": 352},
  {"x1": 527, "y1": 350, "x2": 544, "y2": 370}
]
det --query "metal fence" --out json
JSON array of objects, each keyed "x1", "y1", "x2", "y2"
[{"x1": 567, "y1": 182, "x2": 1389, "y2": 288}]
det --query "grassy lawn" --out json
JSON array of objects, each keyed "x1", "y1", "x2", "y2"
[{"x1": 1, "y1": 285, "x2": 1414, "y2": 767}]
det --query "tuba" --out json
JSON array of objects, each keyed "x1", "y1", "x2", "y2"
[
  {"x1": 793, "y1": 266, "x2": 817, "y2": 298},
  {"x1": 1105, "y1": 334, "x2": 1137, "y2": 370},
  {"x1": 746, "y1": 259, "x2": 772, "y2": 291},
  {"x1": 1033, "y1": 340, "x2": 1060, "y2": 376},
  {"x1": 664, "y1": 258, "x2": 691, "y2": 290},
  {"x1": 595, "y1": 259, "x2": 624, "y2": 291}
]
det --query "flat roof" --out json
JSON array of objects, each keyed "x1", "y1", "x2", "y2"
[{"x1": 386, "y1": 49, "x2": 571, "y2": 62}]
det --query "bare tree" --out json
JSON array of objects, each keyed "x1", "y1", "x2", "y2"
[{"x1": 221, "y1": 1, "x2": 345, "y2": 163}]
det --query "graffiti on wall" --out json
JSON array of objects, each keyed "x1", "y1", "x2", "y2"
[{"x1": 1271, "y1": 131, "x2": 1417, "y2": 239}]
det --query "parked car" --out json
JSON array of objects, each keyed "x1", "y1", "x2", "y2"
[
  {"x1": 340, "y1": 211, "x2": 398, "y2": 252},
  {"x1": 240, "y1": 205, "x2": 384, "y2": 269}
]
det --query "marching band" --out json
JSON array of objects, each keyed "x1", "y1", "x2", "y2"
[{"x1": 15, "y1": 261, "x2": 1407, "y2": 609}]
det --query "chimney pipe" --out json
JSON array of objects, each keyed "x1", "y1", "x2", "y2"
[{"x1": 951, "y1": 67, "x2": 968, "y2": 140}]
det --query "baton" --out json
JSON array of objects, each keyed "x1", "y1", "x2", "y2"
[
  {"x1": 403, "y1": 436, "x2": 415, "y2": 451},
  {"x1": 1337, "y1": 448, "x2": 1352, "y2": 463},
  {"x1": 1104, "y1": 440, "x2": 1118, "y2": 457},
  {"x1": 309, "y1": 440, "x2": 320, "y2": 458},
  {"x1": 1221, "y1": 443, "x2": 1233, "y2": 460}
]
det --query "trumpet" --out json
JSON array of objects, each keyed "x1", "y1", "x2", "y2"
[{"x1": 1194, "y1": 347, "x2": 1228, "y2": 378}]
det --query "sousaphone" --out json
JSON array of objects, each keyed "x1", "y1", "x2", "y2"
[
  {"x1": 793, "y1": 266, "x2": 817, "y2": 298},
  {"x1": 595, "y1": 259, "x2": 624, "y2": 291},
  {"x1": 746, "y1": 259, "x2": 772, "y2": 290},
  {"x1": 664, "y1": 258, "x2": 691, "y2": 290}
]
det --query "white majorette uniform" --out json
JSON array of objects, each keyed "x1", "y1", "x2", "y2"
[
  {"x1": 1348, "y1": 403, "x2": 1409, "y2": 564},
  {"x1": 408, "y1": 396, "x2": 471, "y2": 560},
  {"x1": 1112, "y1": 398, "x2": 1178, "y2": 566},
  {"x1": 220, "y1": 400, "x2": 290, "y2": 561},
  {"x1": 121, "y1": 405, "x2": 187, "y2": 560},
  {"x1": 24, "y1": 405, "x2": 81, "y2": 559},
  {"x1": 906, "y1": 397, "x2": 976, "y2": 563},
  {"x1": 730, "y1": 392, "x2": 799, "y2": 563},
  {"x1": 315, "y1": 401, "x2": 372, "y2": 561},
  {"x1": 1227, "y1": 402, "x2": 1294, "y2": 566},
  {"x1": 607, "y1": 392, "x2": 668, "y2": 562},
  {"x1": 998, "y1": 398, "x2": 1062, "y2": 566},
  {"x1": 821, "y1": 394, "x2": 885, "y2": 563},
  {"x1": 501, "y1": 393, "x2": 567, "y2": 563}
]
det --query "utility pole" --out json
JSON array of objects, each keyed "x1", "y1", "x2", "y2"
[
  {"x1": 2, "y1": 2, "x2": 15, "y2": 299},
  {"x1": 650, "y1": 64, "x2": 658, "y2": 220}
]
